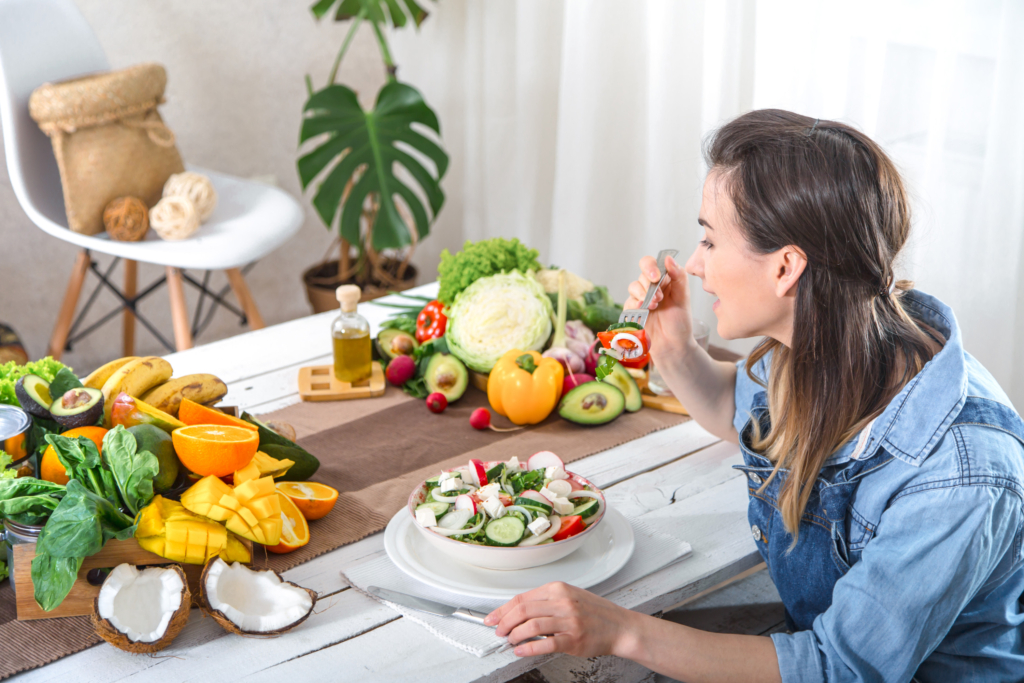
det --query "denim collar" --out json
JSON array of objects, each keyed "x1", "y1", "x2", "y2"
[{"x1": 823, "y1": 289, "x2": 966, "y2": 468}]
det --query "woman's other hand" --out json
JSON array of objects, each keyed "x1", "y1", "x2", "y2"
[
  {"x1": 485, "y1": 582, "x2": 638, "y2": 658},
  {"x1": 625, "y1": 254, "x2": 694, "y2": 361}
]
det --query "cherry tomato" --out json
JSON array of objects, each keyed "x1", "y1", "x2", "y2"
[
  {"x1": 596, "y1": 327, "x2": 650, "y2": 369},
  {"x1": 416, "y1": 300, "x2": 448, "y2": 343}
]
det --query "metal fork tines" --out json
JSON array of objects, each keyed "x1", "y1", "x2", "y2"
[{"x1": 618, "y1": 249, "x2": 678, "y2": 329}]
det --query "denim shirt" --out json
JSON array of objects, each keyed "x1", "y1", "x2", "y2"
[{"x1": 732, "y1": 290, "x2": 1024, "y2": 683}]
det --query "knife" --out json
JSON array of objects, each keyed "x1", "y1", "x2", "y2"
[{"x1": 368, "y1": 586, "x2": 491, "y2": 625}]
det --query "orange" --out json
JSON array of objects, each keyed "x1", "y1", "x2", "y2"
[
  {"x1": 276, "y1": 481, "x2": 339, "y2": 520},
  {"x1": 40, "y1": 426, "x2": 108, "y2": 485},
  {"x1": 171, "y1": 425, "x2": 258, "y2": 478},
  {"x1": 266, "y1": 492, "x2": 310, "y2": 554},
  {"x1": 178, "y1": 398, "x2": 257, "y2": 432}
]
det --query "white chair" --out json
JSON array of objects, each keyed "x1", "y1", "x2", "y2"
[{"x1": 0, "y1": 0, "x2": 303, "y2": 358}]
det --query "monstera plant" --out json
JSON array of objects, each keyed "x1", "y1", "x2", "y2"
[{"x1": 299, "y1": 0, "x2": 448, "y2": 310}]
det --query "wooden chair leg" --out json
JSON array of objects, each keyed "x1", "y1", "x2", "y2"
[
  {"x1": 165, "y1": 267, "x2": 193, "y2": 351},
  {"x1": 47, "y1": 251, "x2": 91, "y2": 360},
  {"x1": 225, "y1": 268, "x2": 265, "y2": 330},
  {"x1": 123, "y1": 260, "x2": 137, "y2": 357}
]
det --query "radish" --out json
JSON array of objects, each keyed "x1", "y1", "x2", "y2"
[
  {"x1": 562, "y1": 373, "x2": 595, "y2": 396},
  {"x1": 454, "y1": 494, "x2": 477, "y2": 515},
  {"x1": 462, "y1": 464, "x2": 479, "y2": 487},
  {"x1": 569, "y1": 477, "x2": 586, "y2": 492},
  {"x1": 518, "y1": 490, "x2": 549, "y2": 506},
  {"x1": 528, "y1": 451, "x2": 565, "y2": 472},
  {"x1": 469, "y1": 459, "x2": 488, "y2": 486}
]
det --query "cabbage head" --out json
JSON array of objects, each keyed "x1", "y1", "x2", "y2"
[{"x1": 445, "y1": 271, "x2": 554, "y2": 373}]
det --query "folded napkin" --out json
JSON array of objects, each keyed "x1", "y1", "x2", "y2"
[{"x1": 341, "y1": 515, "x2": 692, "y2": 657}]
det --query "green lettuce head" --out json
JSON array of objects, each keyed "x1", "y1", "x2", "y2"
[{"x1": 445, "y1": 271, "x2": 554, "y2": 373}]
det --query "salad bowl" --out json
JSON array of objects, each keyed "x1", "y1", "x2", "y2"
[{"x1": 407, "y1": 454, "x2": 607, "y2": 571}]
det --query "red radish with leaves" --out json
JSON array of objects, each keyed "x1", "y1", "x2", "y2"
[
  {"x1": 469, "y1": 407, "x2": 522, "y2": 432},
  {"x1": 386, "y1": 356, "x2": 416, "y2": 386}
]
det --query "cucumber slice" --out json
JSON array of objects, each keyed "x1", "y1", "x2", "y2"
[
  {"x1": 425, "y1": 476, "x2": 441, "y2": 486},
  {"x1": 484, "y1": 516, "x2": 526, "y2": 546},
  {"x1": 514, "y1": 496, "x2": 553, "y2": 515},
  {"x1": 485, "y1": 463, "x2": 506, "y2": 482},
  {"x1": 572, "y1": 499, "x2": 600, "y2": 519},
  {"x1": 416, "y1": 501, "x2": 450, "y2": 518}
]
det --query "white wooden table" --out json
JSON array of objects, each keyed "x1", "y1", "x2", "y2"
[{"x1": 14, "y1": 283, "x2": 760, "y2": 683}]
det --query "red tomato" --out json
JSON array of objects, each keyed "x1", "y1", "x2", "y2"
[
  {"x1": 552, "y1": 515, "x2": 586, "y2": 542},
  {"x1": 596, "y1": 328, "x2": 650, "y2": 369},
  {"x1": 498, "y1": 493, "x2": 514, "y2": 507}
]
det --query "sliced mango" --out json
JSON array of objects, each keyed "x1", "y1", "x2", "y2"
[
  {"x1": 180, "y1": 475, "x2": 282, "y2": 546},
  {"x1": 234, "y1": 459, "x2": 261, "y2": 484},
  {"x1": 252, "y1": 450, "x2": 294, "y2": 478},
  {"x1": 135, "y1": 494, "x2": 251, "y2": 564}
]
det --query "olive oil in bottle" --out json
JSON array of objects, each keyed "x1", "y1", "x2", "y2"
[{"x1": 332, "y1": 285, "x2": 371, "y2": 383}]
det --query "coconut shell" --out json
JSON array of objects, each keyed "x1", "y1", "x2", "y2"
[
  {"x1": 199, "y1": 559, "x2": 317, "y2": 637},
  {"x1": 91, "y1": 564, "x2": 191, "y2": 653}
]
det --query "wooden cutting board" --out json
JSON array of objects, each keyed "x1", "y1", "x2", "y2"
[{"x1": 297, "y1": 363, "x2": 386, "y2": 401}]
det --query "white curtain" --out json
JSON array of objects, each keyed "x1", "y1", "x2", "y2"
[{"x1": 391, "y1": 0, "x2": 1024, "y2": 409}]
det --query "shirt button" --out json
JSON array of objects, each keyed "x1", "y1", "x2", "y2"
[
  {"x1": 748, "y1": 472, "x2": 763, "y2": 486},
  {"x1": 751, "y1": 524, "x2": 762, "y2": 542}
]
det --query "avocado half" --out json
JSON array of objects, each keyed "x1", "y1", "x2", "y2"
[
  {"x1": 558, "y1": 381, "x2": 626, "y2": 425},
  {"x1": 15, "y1": 374, "x2": 54, "y2": 419},
  {"x1": 50, "y1": 387, "x2": 104, "y2": 430},
  {"x1": 376, "y1": 329, "x2": 419, "y2": 361},
  {"x1": 598, "y1": 361, "x2": 643, "y2": 412},
  {"x1": 424, "y1": 353, "x2": 468, "y2": 402}
]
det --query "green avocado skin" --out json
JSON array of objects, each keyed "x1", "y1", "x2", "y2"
[
  {"x1": 240, "y1": 412, "x2": 321, "y2": 482},
  {"x1": 128, "y1": 423, "x2": 179, "y2": 492}
]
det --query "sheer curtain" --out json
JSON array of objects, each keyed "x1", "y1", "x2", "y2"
[{"x1": 391, "y1": 0, "x2": 1024, "y2": 409}]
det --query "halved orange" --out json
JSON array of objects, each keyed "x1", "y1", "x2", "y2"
[
  {"x1": 178, "y1": 398, "x2": 257, "y2": 432},
  {"x1": 41, "y1": 426, "x2": 108, "y2": 485},
  {"x1": 171, "y1": 424, "x2": 258, "y2": 477},
  {"x1": 276, "y1": 481, "x2": 339, "y2": 520},
  {"x1": 266, "y1": 492, "x2": 310, "y2": 554}
]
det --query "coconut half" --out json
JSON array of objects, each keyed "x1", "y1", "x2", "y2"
[
  {"x1": 91, "y1": 563, "x2": 190, "y2": 653},
  {"x1": 200, "y1": 558, "x2": 317, "y2": 636}
]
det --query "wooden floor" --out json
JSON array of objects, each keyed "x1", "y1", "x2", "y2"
[{"x1": 510, "y1": 568, "x2": 785, "y2": 683}]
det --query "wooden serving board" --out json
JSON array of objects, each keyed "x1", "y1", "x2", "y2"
[
  {"x1": 11, "y1": 539, "x2": 213, "y2": 621},
  {"x1": 297, "y1": 363, "x2": 386, "y2": 401},
  {"x1": 641, "y1": 392, "x2": 689, "y2": 415}
]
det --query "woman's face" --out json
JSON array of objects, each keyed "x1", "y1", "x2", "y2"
[{"x1": 685, "y1": 170, "x2": 797, "y2": 343}]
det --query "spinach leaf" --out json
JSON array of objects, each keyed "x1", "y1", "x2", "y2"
[
  {"x1": 26, "y1": 417, "x2": 61, "y2": 458},
  {"x1": 47, "y1": 368, "x2": 83, "y2": 400},
  {"x1": 0, "y1": 477, "x2": 64, "y2": 525},
  {"x1": 43, "y1": 433, "x2": 118, "y2": 504},
  {"x1": 31, "y1": 553, "x2": 83, "y2": 612},
  {"x1": 102, "y1": 426, "x2": 158, "y2": 516}
]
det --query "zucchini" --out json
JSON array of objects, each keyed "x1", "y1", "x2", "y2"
[
  {"x1": 572, "y1": 499, "x2": 600, "y2": 519},
  {"x1": 485, "y1": 516, "x2": 526, "y2": 546},
  {"x1": 514, "y1": 496, "x2": 553, "y2": 515},
  {"x1": 416, "y1": 501, "x2": 450, "y2": 518}
]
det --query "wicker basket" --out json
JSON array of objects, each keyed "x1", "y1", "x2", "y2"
[{"x1": 29, "y1": 63, "x2": 184, "y2": 235}]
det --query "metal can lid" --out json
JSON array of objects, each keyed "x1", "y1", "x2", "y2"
[{"x1": 0, "y1": 404, "x2": 30, "y2": 441}]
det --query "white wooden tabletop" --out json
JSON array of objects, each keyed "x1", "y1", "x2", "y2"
[{"x1": 13, "y1": 283, "x2": 760, "y2": 683}]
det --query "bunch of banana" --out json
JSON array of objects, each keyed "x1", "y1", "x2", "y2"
[{"x1": 84, "y1": 356, "x2": 229, "y2": 424}]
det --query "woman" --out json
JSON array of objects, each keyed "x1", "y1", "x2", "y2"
[{"x1": 485, "y1": 110, "x2": 1024, "y2": 682}]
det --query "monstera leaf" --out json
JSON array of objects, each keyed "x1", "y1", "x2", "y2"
[
  {"x1": 299, "y1": 82, "x2": 448, "y2": 250},
  {"x1": 310, "y1": 0, "x2": 429, "y2": 28}
]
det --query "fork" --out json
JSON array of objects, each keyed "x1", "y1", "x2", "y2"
[{"x1": 618, "y1": 249, "x2": 678, "y2": 328}]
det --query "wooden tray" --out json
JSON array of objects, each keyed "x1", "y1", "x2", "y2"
[
  {"x1": 11, "y1": 539, "x2": 226, "y2": 621},
  {"x1": 641, "y1": 392, "x2": 689, "y2": 415},
  {"x1": 298, "y1": 362, "x2": 386, "y2": 402}
]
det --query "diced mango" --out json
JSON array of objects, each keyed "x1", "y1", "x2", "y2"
[
  {"x1": 165, "y1": 538, "x2": 188, "y2": 561},
  {"x1": 166, "y1": 524, "x2": 188, "y2": 544},
  {"x1": 221, "y1": 532, "x2": 252, "y2": 563},
  {"x1": 233, "y1": 459, "x2": 261, "y2": 484},
  {"x1": 252, "y1": 451, "x2": 294, "y2": 479},
  {"x1": 180, "y1": 476, "x2": 282, "y2": 546},
  {"x1": 135, "y1": 495, "x2": 247, "y2": 565}
]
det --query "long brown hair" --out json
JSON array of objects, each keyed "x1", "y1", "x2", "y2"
[{"x1": 705, "y1": 110, "x2": 941, "y2": 542}]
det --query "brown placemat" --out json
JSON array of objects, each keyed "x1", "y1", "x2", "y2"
[{"x1": 0, "y1": 348, "x2": 750, "y2": 680}]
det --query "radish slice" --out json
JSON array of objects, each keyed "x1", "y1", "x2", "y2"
[
  {"x1": 470, "y1": 459, "x2": 488, "y2": 486},
  {"x1": 547, "y1": 480, "x2": 572, "y2": 497},
  {"x1": 437, "y1": 509, "x2": 473, "y2": 530},
  {"x1": 460, "y1": 465, "x2": 480, "y2": 488},
  {"x1": 431, "y1": 485, "x2": 476, "y2": 503},
  {"x1": 567, "y1": 490, "x2": 604, "y2": 519},
  {"x1": 568, "y1": 478, "x2": 587, "y2": 492},
  {"x1": 518, "y1": 490, "x2": 549, "y2": 506},
  {"x1": 432, "y1": 518, "x2": 485, "y2": 537},
  {"x1": 505, "y1": 505, "x2": 533, "y2": 525},
  {"x1": 528, "y1": 451, "x2": 565, "y2": 472},
  {"x1": 520, "y1": 515, "x2": 561, "y2": 546},
  {"x1": 454, "y1": 494, "x2": 477, "y2": 515}
]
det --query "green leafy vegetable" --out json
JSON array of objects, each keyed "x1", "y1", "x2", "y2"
[
  {"x1": 398, "y1": 337, "x2": 450, "y2": 398},
  {"x1": 47, "y1": 367, "x2": 83, "y2": 400},
  {"x1": 0, "y1": 558, "x2": 7, "y2": 582},
  {"x1": 26, "y1": 417, "x2": 61, "y2": 459},
  {"x1": 0, "y1": 477, "x2": 65, "y2": 526},
  {"x1": 312, "y1": 0, "x2": 430, "y2": 28},
  {"x1": 0, "y1": 451, "x2": 16, "y2": 480},
  {"x1": 584, "y1": 286, "x2": 613, "y2": 307},
  {"x1": 381, "y1": 316, "x2": 417, "y2": 336},
  {"x1": 0, "y1": 357, "x2": 70, "y2": 408},
  {"x1": 437, "y1": 238, "x2": 542, "y2": 305},
  {"x1": 102, "y1": 427, "x2": 159, "y2": 517},
  {"x1": 30, "y1": 554, "x2": 83, "y2": 612}
]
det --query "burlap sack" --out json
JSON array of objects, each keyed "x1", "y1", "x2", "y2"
[{"x1": 28, "y1": 63, "x2": 185, "y2": 236}]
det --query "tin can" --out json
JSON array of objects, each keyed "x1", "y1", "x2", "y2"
[
  {"x1": 2, "y1": 519, "x2": 43, "y2": 597},
  {"x1": 0, "y1": 404, "x2": 32, "y2": 466}
]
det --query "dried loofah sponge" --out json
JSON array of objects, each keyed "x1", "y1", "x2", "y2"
[
  {"x1": 151, "y1": 195, "x2": 199, "y2": 241},
  {"x1": 103, "y1": 196, "x2": 149, "y2": 241},
  {"x1": 163, "y1": 172, "x2": 217, "y2": 221}
]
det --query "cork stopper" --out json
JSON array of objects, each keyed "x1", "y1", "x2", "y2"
[{"x1": 336, "y1": 285, "x2": 361, "y2": 312}]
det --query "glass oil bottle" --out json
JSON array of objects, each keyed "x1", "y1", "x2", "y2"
[{"x1": 332, "y1": 285, "x2": 371, "y2": 383}]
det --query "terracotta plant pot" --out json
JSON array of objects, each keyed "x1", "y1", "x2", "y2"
[{"x1": 302, "y1": 259, "x2": 419, "y2": 314}]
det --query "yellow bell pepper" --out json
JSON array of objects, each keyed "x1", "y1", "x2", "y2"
[{"x1": 487, "y1": 349, "x2": 564, "y2": 425}]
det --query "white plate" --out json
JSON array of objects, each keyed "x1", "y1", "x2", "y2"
[{"x1": 383, "y1": 506, "x2": 636, "y2": 600}]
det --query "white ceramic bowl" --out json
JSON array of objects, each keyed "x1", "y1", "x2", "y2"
[{"x1": 407, "y1": 462, "x2": 606, "y2": 571}]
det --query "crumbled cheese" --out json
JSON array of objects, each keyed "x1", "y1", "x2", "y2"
[
  {"x1": 477, "y1": 483, "x2": 501, "y2": 500},
  {"x1": 538, "y1": 486, "x2": 558, "y2": 503},
  {"x1": 545, "y1": 466, "x2": 569, "y2": 481},
  {"x1": 440, "y1": 477, "x2": 462, "y2": 493},
  {"x1": 507, "y1": 456, "x2": 522, "y2": 471},
  {"x1": 415, "y1": 508, "x2": 437, "y2": 528},
  {"x1": 482, "y1": 497, "x2": 506, "y2": 519},
  {"x1": 552, "y1": 497, "x2": 575, "y2": 515},
  {"x1": 527, "y1": 517, "x2": 551, "y2": 536},
  {"x1": 438, "y1": 471, "x2": 460, "y2": 483}
]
